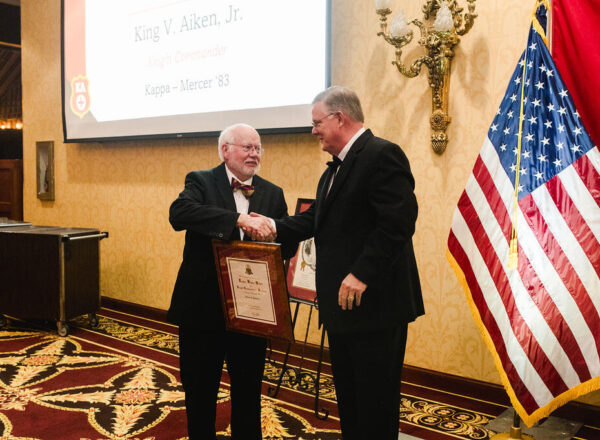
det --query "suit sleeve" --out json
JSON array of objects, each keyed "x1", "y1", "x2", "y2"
[
  {"x1": 350, "y1": 143, "x2": 418, "y2": 286},
  {"x1": 270, "y1": 187, "x2": 298, "y2": 259},
  {"x1": 169, "y1": 171, "x2": 239, "y2": 239},
  {"x1": 274, "y1": 200, "x2": 317, "y2": 246}
]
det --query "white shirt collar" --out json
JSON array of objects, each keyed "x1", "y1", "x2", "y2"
[
  {"x1": 337, "y1": 127, "x2": 366, "y2": 161},
  {"x1": 225, "y1": 164, "x2": 253, "y2": 186}
]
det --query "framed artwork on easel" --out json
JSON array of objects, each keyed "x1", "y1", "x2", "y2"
[{"x1": 286, "y1": 198, "x2": 317, "y2": 305}]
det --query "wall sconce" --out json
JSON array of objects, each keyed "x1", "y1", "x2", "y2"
[{"x1": 375, "y1": 0, "x2": 477, "y2": 154}]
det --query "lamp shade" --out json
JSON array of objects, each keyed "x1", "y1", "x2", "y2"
[
  {"x1": 433, "y1": 2, "x2": 454, "y2": 32},
  {"x1": 390, "y1": 10, "x2": 410, "y2": 38},
  {"x1": 375, "y1": 0, "x2": 392, "y2": 10}
]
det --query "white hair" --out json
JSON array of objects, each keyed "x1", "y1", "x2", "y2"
[{"x1": 217, "y1": 123, "x2": 257, "y2": 161}]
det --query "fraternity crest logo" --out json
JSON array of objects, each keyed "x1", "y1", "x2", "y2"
[{"x1": 70, "y1": 75, "x2": 90, "y2": 118}]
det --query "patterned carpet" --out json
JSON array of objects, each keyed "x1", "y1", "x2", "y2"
[{"x1": 0, "y1": 308, "x2": 598, "y2": 439}]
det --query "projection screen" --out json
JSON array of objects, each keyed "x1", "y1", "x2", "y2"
[{"x1": 62, "y1": 0, "x2": 331, "y2": 142}]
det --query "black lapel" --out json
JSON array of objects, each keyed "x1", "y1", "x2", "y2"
[
  {"x1": 248, "y1": 175, "x2": 264, "y2": 214},
  {"x1": 314, "y1": 168, "x2": 332, "y2": 231},
  {"x1": 316, "y1": 130, "x2": 372, "y2": 228},
  {"x1": 213, "y1": 163, "x2": 237, "y2": 212}
]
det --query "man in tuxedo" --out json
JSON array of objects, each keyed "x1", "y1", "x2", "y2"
[
  {"x1": 269, "y1": 86, "x2": 425, "y2": 439},
  {"x1": 168, "y1": 123, "x2": 286, "y2": 439}
]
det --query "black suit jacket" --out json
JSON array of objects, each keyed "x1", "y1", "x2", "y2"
[
  {"x1": 276, "y1": 130, "x2": 424, "y2": 333},
  {"x1": 168, "y1": 163, "x2": 292, "y2": 329}
]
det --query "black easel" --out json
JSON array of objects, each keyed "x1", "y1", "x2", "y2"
[{"x1": 267, "y1": 297, "x2": 329, "y2": 420}]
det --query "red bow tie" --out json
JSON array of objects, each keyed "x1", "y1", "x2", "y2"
[{"x1": 231, "y1": 178, "x2": 254, "y2": 199}]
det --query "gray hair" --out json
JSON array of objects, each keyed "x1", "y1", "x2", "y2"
[
  {"x1": 217, "y1": 123, "x2": 257, "y2": 161},
  {"x1": 312, "y1": 86, "x2": 364, "y2": 123}
]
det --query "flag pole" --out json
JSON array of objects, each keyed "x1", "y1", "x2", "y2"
[{"x1": 491, "y1": 410, "x2": 535, "y2": 440}]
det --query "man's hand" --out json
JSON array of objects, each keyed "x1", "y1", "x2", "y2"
[
  {"x1": 237, "y1": 213, "x2": 276, "y2": 242},
  {"x1": 338, "y1": 273, "x2": 367, "y2": 310}
]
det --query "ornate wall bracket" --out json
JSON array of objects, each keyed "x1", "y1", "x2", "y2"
[{"x1": 376, "y1": 0, "x2": 477, "y2": 154}]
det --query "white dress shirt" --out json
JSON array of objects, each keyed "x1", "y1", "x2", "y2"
[
  {"x1": 225, "y1": 165, "x2": 253, "y2": 240},
  {"x1": 326, "y1": 127, "x2": 366, "y2": 194}
]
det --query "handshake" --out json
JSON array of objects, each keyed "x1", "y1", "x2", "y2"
[{"x1": 237, "y1": 212, "x2": 276, "y2": 242}]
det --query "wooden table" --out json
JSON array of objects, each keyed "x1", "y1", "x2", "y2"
[{"x1": 0, "y1": 224, "x2": 108, "y2": 336}]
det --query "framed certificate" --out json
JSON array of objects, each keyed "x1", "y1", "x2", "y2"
[
  {"x1": 212, "y1": 240, "x2": 294, "y2": 342},
  {"x1": 286, "y1": 198, "x2": 317, "y2": 305}
]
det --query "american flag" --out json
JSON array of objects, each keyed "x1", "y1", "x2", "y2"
[{"x1": 447, "y1": 5, "x2": 600, "y2": 427}]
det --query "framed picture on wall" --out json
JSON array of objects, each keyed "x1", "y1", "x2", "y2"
[
  {"x1": 36, "y1": 141, "x2": 55, "y2": 201},
  {"x1": 286, "y1": 198, "x2": 317, "y2": 305}
]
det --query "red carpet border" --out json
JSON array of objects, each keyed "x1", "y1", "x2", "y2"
[
  {"x1": 2, "y1": 309, "x2": 597, "y2": 439},
  {"x1": 0, "y1": 311, "x2": 341, "y2": 440}
]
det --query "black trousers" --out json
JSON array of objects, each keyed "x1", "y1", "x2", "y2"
[
  {"x1": 178, "y1": 326, "x2": 267, "y2": 440},
  {"x1": 327, "y1": 323, "x2": 408, "y2": 440}
]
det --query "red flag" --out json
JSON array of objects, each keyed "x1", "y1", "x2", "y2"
[
  {"x1": 448, "y1": 2, "x2": 600, "y2": 427},
  {"x1": 552, "y1": 0, "x2": 600, "y2": 145}
]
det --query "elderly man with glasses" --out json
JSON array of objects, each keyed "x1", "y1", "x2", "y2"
[{"x1": 168, "y1": 123, "x2": 291, "y2": 439}]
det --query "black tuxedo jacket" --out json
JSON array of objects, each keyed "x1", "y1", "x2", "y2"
[
  {"x1": 168, "y1": 163, "x2": 291, "y2": 329},
  {"x1": 276, "y1": 130, "x2": 424, "y2": 333}
]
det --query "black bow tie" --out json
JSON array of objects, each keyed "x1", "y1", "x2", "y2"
[{"x1": 326, "y1": 156, "x2": 342, "y2": 169}]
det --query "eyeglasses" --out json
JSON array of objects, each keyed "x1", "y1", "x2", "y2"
[
  {"x1": 228, "y1": 144, "x2": 264, "y2": 155},
  {"x1": 312, "y1": 112, "x2": 336, "y2": 128}
]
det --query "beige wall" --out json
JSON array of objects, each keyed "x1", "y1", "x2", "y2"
[{"x1": 17, "y1": 0, "x2": 600, "y2": 405}]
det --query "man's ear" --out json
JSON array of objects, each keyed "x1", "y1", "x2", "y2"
[{"x1": 220, "y1": 144, "x2": 229, "y2": 158}]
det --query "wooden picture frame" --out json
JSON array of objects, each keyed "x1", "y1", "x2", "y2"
[
  {"x1": 286, "y1": 198, "x2": 317, "y2": 305},
  {"x1": 212, "y1": 239, "x2": 294, "y2": 342},
  {"x1": 36, "y1": 141, "x2": 55, "y2": 201}
]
